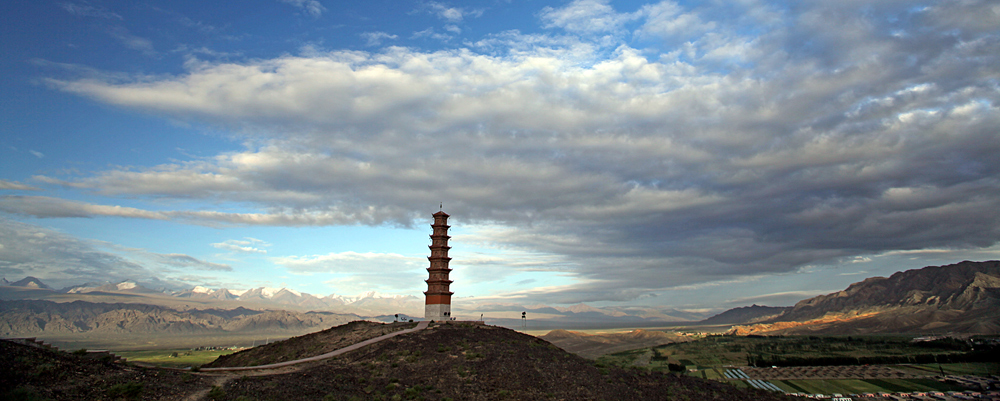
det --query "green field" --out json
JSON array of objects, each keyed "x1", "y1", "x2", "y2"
[
  {"x1": 600, "y1": 334, "x2": 999, "y2": 369},
  {"x1": 893, "y1": 362, "x2": 999, "y2": 376},
  {"x1": 778, "y1": 378, "x2": 966, "y2": 395},
  {"x1": 596, "y1": 335, "x2": 999, "y2": 396},
  {"x1": 115, "y1": 349, "x2": 235, "y2": 368}
]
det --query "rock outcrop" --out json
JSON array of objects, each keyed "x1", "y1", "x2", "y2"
[{"x1": 729, "y1": 260, "x2": 1000, "y2": 335}]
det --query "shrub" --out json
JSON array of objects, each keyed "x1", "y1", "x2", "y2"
[
  {"x1": 2, "y1": 387, "x2": 46, "y2": 401},
  {"x1": 107, "y1": 382, "x2": 144, "y2": 400},
  {"x1": 32, "y1": 363, "x2": 56, "y2": 377},
  {"x1": 207, "y1": 386, "x2": 225, "y2": 401}
]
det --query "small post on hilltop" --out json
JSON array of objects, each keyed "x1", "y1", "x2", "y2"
[{"x1": 521, "y1": 311, "x2": 526, "y2": 329}]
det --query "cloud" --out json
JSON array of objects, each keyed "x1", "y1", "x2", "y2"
[
  {"x1": 0, "y1": 180, "x2": 40, "y2": 191},
  {"x1": 279, "y1": 0, "x2": 326, "y2": 17},
  {"x1": 634, "y1": 1, "x2": 715, "y2": 41},
  {"x1": 724, "y1": 290, "x2": 834, "y2": 307},
  {"x1": 0, "y1": 196, "x2": 169, "y2": 219},
  {"x1": 0, "y1": 196, "x2": 400, "y2": 226},
  {"x1": 273, "y1": 251, "x2": 421, "y2": 274},
  {"x1": 360, "y1": 31, "x2": 398, "y2": 47},
  {"x1": 277, "y1": 251, "x2": 425, "y2": 293},
  {"x1": 0, "y1": 219, "x2": 165, "y2": 287},
  {"x1": 539, "y1": 0, "x2": 635, "y2": 34},
  {"x1": 150, "y1": 253, "x2": 231, "y2": 271},
  {"x1": 0, "y1": 218, "x2": 234, "y2": 289},
  {"x1": 411, "y1": 27, "x2": 453, "y2": 42},
  {"x1": 211, "y1": 238, "x2": 270, "y2": 254},
  {"x1": 107, "y1": 27, "x2": 156, "y2": 55},
  {"x1": 60, "y1": 2, "x2": 122, "y2": 20},
  {"x1": 40, "y1": 0, "x2": 1000, "y2": 303},
  {"x1": 422, "y1": 2, "x2": 479, "y2": 22},
  {"x1": 29, "y1": 150, "x2": 44, "y2": 158}
]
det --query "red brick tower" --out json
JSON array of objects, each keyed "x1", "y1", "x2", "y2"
[{"x1": 424, "y1": 211, "x2": 453, "y2": 320}]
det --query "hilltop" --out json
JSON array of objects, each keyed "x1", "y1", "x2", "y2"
[
  {"x1": 214, "y1": 322, "x2": 791, "y2": 401},
  {"x1": 729, "y1": 260, "x2": 1000, "y2": 335},
  {"x1": 204, "y1": 320, "x2": 414, "y2": 368}
]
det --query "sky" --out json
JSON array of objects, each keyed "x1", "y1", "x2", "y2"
[{"x1": 0, "y1": 0, "x2": 998, "y2": 312}]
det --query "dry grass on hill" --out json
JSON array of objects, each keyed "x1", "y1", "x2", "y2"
[
  {"x1": 204, "y1": 320, "x2": 414, "y2": 368},
  {"x1": 217, "y1": 322, "x2": 792, "y2": 401}
]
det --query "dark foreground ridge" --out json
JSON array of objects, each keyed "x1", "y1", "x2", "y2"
[
  {"x1": 0, "y1": 339, "x2": 213, "y2": 400},
  {"x1": 219, "y1": 322, "x2": 791, "y2": 400}
]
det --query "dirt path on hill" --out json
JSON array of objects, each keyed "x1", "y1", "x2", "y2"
[
  {"x1": 182, "y1": 321, "x2": 430, "y2": 400},
  {"x1": 199, "y1": 320, "x2": 429, "y2": 372}
]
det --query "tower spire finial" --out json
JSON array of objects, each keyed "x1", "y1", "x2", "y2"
[{"x1": 439, "y1": 202, "x2": 443, "y2": 211}]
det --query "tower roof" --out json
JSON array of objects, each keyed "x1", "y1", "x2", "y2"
[{"x1": 433, "y1": 210, "x2": 449, "y2": 217}]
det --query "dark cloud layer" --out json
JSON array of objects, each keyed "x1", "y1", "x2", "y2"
[{"x1": 7, "y1": 0, "x2": 999, "y2": 303}]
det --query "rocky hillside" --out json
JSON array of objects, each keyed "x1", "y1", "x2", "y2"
[
  {"x1": 730, "y1": 260, "x2": 1000, "y2": 335},
  {"x1": 0, "y1": 299, "x2": 358, "y2": 337},
  {"x1": 1, "y1": 339, "x2": 214, "y2": 400},
  {"x1": 205, "y1": 320, "x2": 414, "y2": 368},
  {"x1": 699, "y1": 304, "x2": 791, "y2": 325}
]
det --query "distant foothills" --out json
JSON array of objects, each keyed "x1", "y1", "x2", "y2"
[
  {"x1": 0, "y1": 276, "x2": 708, "y2": 330},
  {"x1": 0, "y1": 276, "x2": 415, "y2": 311},
  {"x1": 2, "y1": 260, "x2": 999, "y2": 339}
]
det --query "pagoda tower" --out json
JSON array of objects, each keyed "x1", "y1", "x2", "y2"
[{"x1": 424, "y1": 210, "x2": 453, "y2": 320}]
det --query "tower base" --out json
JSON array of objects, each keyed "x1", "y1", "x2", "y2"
[{"x1": 425, "y1": 303, "x2": 452, "y2": 321}]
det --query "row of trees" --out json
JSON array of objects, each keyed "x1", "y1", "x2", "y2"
[{"x1": 746, "y1": 349, "x2": 1000, "y2": 367}]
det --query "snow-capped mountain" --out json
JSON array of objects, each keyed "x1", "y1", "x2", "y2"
[
  {"x1": 160, "y1": 284, "x2": 413, "y2": 312},
  {"x1": 7, "y1": 276, "x2": 52, "y2": 289},
  {"x1": 326, "y1": 291, "x2": 411, "y2": 304},
  {"x1": 63, "y1": 280, "x2": 163, "y2": 294},
  {"x1": 175, "y1": 286, "x2": 239, "y2": 300}
]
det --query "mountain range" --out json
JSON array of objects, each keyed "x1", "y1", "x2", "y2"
[
  {"x1": 2, "y1": 277, "x2": 421, "y2": 316},
  {"x1": 697, "y1": 304, "x2": 791, "y2": 326},
  {"x1": 0, "y1": 276, "x2": 711, "y2": 326},
  {"x1": 5, "y1": 260, "x2": 999, "y2": 335},
  {"x1": 727, "y1": 260, "x2": 1000, "y2": 335},
  {"x1": 0, "y1": 299, "x2": 358, "y2": 339}
]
